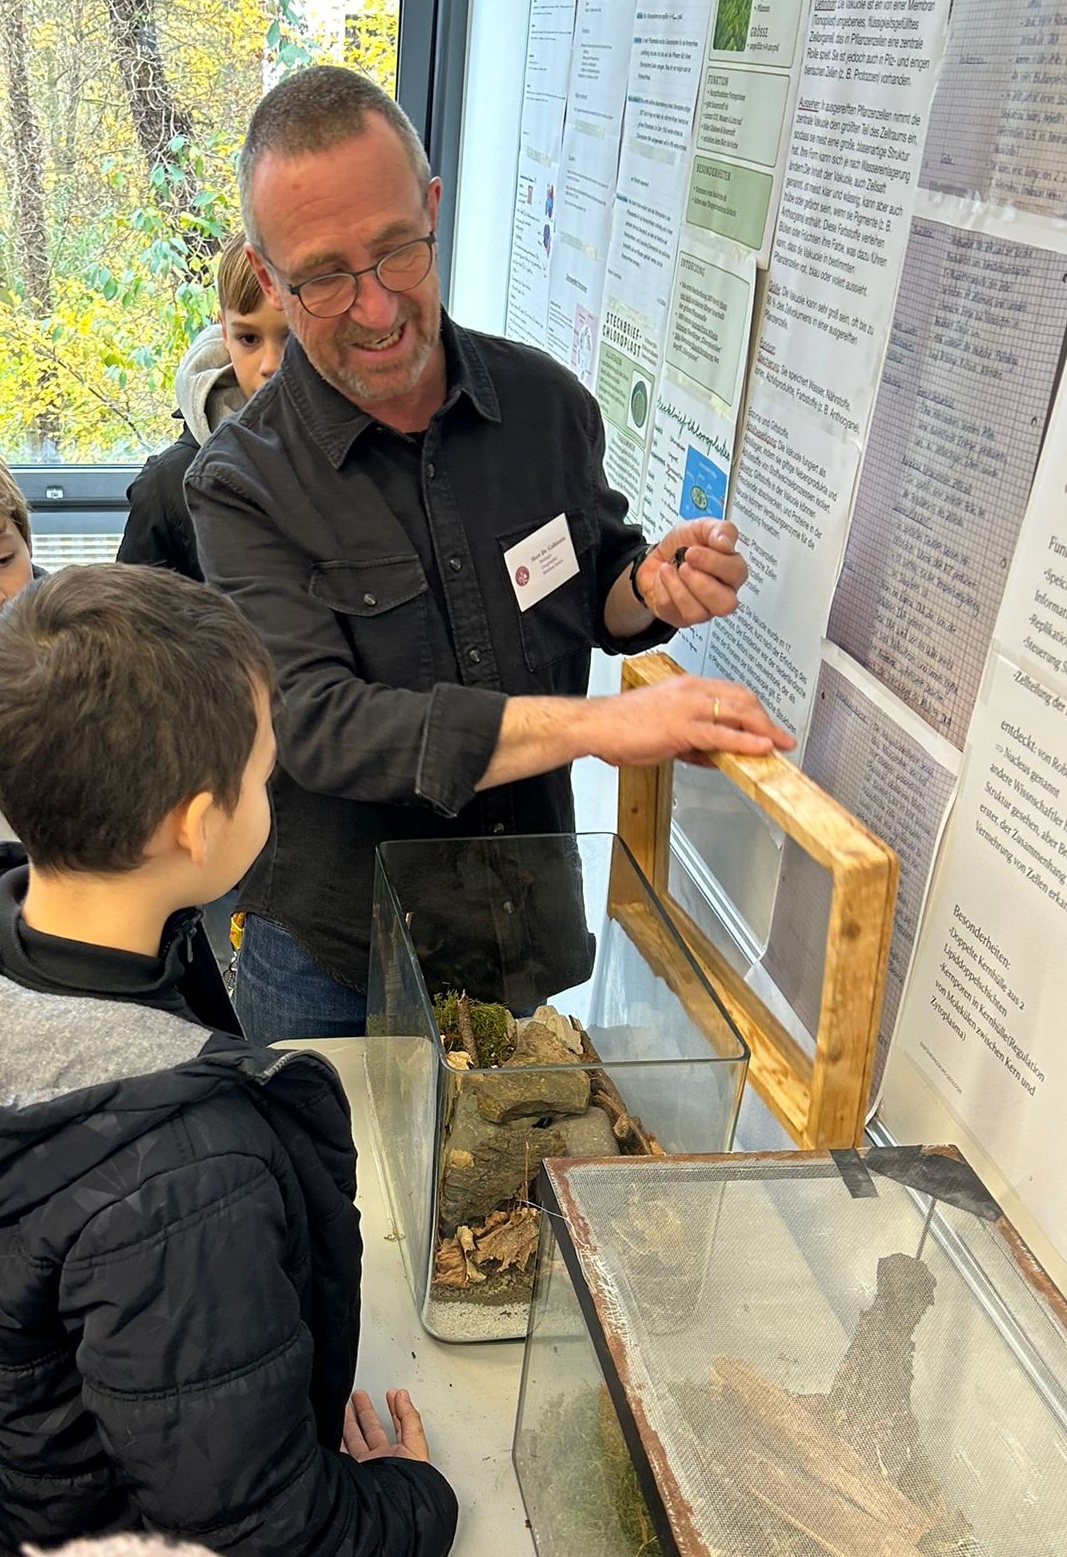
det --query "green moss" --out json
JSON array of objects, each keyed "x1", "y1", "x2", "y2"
[
  {"x1": 432, "y1": 989, "x2": 515, "y2": 1068},
  {"x1": 521, "y1": 1386, "x2": 663, "y2": 1557}
]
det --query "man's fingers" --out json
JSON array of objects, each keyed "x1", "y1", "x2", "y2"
[
  {"x1": 678, "y1": 543, "x2": 748, "y2": 589},
  {"x1": 342, "y1": 1397, "x2": 368, "y2": 1457},
  {"x1": 674, "y1": 518, "x2": 739, "y2": 552},
  {"x1": 651, "y1": 558, "x2": 739, "y2": 624}
]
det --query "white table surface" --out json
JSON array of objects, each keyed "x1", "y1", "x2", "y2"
[{"x1": 277, "y1": 1039, "x2": 536, "y2": 1557}]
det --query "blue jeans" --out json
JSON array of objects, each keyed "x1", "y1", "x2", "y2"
[
  {"x1": 201, "y1": 887, "x2": 240, "y2": 973},
  {"x1": 235, "y1": 914, "x2": 368, "y2": 1044}
]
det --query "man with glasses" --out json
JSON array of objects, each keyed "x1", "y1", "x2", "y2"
[{"x1": 186, "y1": 65, "x2": 792, "y2": 1043}]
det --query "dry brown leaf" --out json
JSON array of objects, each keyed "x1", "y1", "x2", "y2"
[
  {"x1": 456, "y1": 1224, "x2": 486, "y2": 1282},
  {"x1": 433, "y1": 1237, "x2": 468, "y2": 1288},
  {"x1": 473, "y1": 1206, "x2": 541, "y2": 1272}
]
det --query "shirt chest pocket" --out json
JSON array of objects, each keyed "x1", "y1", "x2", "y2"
[
  {"x1": 310, "y1": 556, "x2": 434, "y2": 690},
  {"x1": 498, "y1": 511, "x2": 598, "y2": 673}
]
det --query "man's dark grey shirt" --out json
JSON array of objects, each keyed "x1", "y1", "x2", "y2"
[{"x1": 186, "y1": 316, "x2": 671, "y2": 987}]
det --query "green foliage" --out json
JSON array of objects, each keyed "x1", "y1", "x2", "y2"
[
  {"x1": 523, "y1": 1387, "x2": 664, "y2": 1557},
  {"x1": 712, "y1": 0, "x2": 753, "y2": 53},
  {"x1": 433, "y1": 990, "x2": 516, "y2": 1068},
  {"x1": 0, "y1": 0, "x2": 399, "y2": 460},
  {"x1": 343, "y1": 0, "x2": 400, "y2": 91}
]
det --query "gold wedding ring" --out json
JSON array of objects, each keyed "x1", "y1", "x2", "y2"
[{"x1": 713, "y1": 697, "x2": 721, "y2": 721}]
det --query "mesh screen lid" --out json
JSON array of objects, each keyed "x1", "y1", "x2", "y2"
[{"x1": 540, "y1": 1151, "x2": 1067, "y2": 1557}]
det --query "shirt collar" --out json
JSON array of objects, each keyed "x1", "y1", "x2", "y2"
[
  {"x1": 0, "y1": 864, "x2": 202, "y2": 1013},
  {"x1": 281, "y1": 310, "x2": 502, "y2": 470}
]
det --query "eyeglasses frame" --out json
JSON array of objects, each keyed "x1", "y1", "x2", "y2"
[{"x1": 260, "y1": 232, "x2": 438, "y2": 319}]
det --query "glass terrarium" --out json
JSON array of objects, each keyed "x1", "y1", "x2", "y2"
[
  {"x1": 514, "y1": 1147, "x2": 1067, "y2": 1557},
  {"x1": 364, "y1": 832, "x2": 747, "y2": 1342}
]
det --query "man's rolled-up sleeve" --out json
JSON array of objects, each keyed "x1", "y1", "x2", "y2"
[{"x1": 188, "y1": 469, "x2": 506, "y2": 814}]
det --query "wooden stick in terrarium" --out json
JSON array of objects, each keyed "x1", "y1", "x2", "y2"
[{"x1": 688, "y1": 1253, "x2": 987, "y2": 1556}]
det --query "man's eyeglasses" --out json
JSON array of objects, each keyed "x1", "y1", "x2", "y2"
[{"x1": 269, "y1": 234, "x2": 437, "y2": 319}]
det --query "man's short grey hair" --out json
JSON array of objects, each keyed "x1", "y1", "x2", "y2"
[
  {"x1": 238, "y1": 65, "x2": 432, "y2": 251},
  {"x1": 23, "y1": 1540, "x2": 216, "y2": 1556}
]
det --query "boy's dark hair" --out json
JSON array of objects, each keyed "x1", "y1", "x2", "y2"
[
  {"x1": 0, "y1": 564, "x2": 275, "y2": 874},
  {"x1": 216, "y1": 230, "x2": 265, "y2": 317}
]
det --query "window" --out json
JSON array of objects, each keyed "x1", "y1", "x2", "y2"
[{"x1": 0, "y1": 0, "x2": 402, "y2": 466}]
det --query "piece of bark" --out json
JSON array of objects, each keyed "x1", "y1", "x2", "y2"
[
  {"x1": 711, "y1": 1357, "x2": 937, "y2": 1541},
  {"x1": 822, "y1": 1252, "x2": 939, "y2": 1505},
  {"x1": 455, "y1": 994, "x2": 478, "y2": 1063},
  {"x1": 437, "y1": 1092, "x2": 565, "y2": 1232},
  {"x1": 736, "y1": 1444, "x2": 927, "y2": 1557},
  {"x1": 475, "y1": 1065, "x2": 590, "y2": 1123}
]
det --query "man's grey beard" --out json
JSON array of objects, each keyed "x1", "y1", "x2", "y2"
[{"x1": 310, "y1": 300, "x2": 441, "y2": 406}]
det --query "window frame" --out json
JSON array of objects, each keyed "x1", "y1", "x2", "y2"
[{"x1": 396, "y1": 0, "x2": 471, "y2": 307}]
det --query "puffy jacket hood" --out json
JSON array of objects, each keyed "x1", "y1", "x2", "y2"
[{"x1": 175, "y1": 322, "x2": 244, "y2": 443}]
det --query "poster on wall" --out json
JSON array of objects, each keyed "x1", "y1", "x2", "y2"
[
  {"x1": 704, "y1": 0, "x2": 952, "y2": 741},
  {"x1": 640, "y1": 230, "x2": 757, "y2": 674},
  {"x1": 505, "y1": 0, "x2": 577, "y2": 348},
  {"x1": 544, "y1": 0, "x2": 638, "y2": 384},
  {"x1": 688, "y1": 0, "x2": 811, "y2": 265},
  {"x1": 894, "y1": 384, "x2": 1067, "y2": 1261},
  {"x1": 594, "y1": 1, "x2": 715, "y2": 512},
  {"x1": 827, "y1": 216, "x2": 1067, "y2": 749}
]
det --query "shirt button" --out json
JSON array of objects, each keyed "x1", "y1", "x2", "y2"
[
  {"x1": 427, "y1": 461, "x2": 436, "y2": 478},
  {"x1": 363, "y1": 592, "x2": 376, "y2": 607},
  {"x1": 449, "y1": 556, "x2": 463, "y2": 572},
  {"x1": 492, "y1": 823, "x2": 505, "y2": 835},
  {"x1": 468, "y1": 648, "x2": 482, "y2": 664}
]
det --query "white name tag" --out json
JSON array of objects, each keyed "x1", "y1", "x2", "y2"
[{"x1": 504, "y1": 513, "x2": 580, "y2": 613}]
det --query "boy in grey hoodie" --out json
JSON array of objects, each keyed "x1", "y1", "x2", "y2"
[{"x1": 117, "y1": 233, "x2": 288, "y2": 579}]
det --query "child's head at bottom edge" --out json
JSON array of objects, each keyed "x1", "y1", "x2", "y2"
[
  {"x1": 0, "y1": 458, "x2": 34, "y2": 604},
  {"x1": 0, "y1": 563, "x2": 276, "y2": 911}
]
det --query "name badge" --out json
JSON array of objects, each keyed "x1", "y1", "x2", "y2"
[{"x1": 504, "y1": 514, "x2": 580, "y2": 613}]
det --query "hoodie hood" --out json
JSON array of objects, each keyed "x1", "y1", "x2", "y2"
[
  {"x1": 174, "y1": 322, "x2": 245, "y2": 443},
  {"x1": 0, "y1": 980, "x2": 340, "y2": 1217}
]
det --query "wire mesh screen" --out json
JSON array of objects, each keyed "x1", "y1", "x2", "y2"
[{"x1": 529, "y1": 1153, "x2": 1067, "y2": 1557}]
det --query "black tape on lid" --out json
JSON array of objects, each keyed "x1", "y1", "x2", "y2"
[
  {"x1": 831, "y1": 1148, "x2": 879, "y2": 1198},
  {"x1": 866, "y1": 1146, "x2": 1002, "y2": 1221}
]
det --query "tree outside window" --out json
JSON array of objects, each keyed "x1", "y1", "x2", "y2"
[{"x1": 0, "y1": 0, "x2": 400, "y2": 462}]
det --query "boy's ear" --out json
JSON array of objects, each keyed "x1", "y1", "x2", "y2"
[
  {"x1": 218, "y1": 310, "x2": 229, "y2": 341},
  {"x1": 168, "y1": 790, "x2": 215, "y2": 870}
]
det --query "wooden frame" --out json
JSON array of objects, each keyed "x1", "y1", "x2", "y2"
[{"x1": 614, "y1": 653, "x2": 899, "y2": 1149}]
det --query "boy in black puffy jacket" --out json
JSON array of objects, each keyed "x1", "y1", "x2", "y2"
[{"x1": 0, "y1": 565, "x2": 457, "y2": 1557}]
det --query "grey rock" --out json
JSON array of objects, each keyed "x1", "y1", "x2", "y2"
[
  {"x1": 557, "y1": 1105, "x2": 621, "y2": 1160},
  {"x1": 474, "y1": 1064, "x2": 590, "y2": 1123}
]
